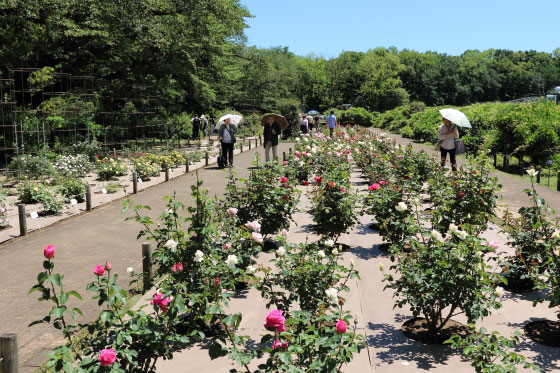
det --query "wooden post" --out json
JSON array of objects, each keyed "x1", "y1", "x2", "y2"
[
  {"x1": 0, "y1": 332, "x2": 18, "y2": 373},
  {"x1": 186, "y1": 157, "x2": 190, "y2": 172},
  {"x1": 536, "y1": 167, "x2": 541, "y2": 184},
  {"x1": 557, "y1": 171, "x2": 560, "y2": 192},
  {"x1": 165, "y1": 168, "x2": 169, "y2": 182},
  {"x1": 289, "y1": 147, "x2": 293, "y2": 156},
  {"x1": 205, "y1": 151, "x2": 209, "y2": 166},
  {"x1": 493, "y1": 153, "x2": 497, "y2": 168},
  {"x1": 249, "y1": 139, "x2": 252, "y2": 150},
  {"x1": 18, "y1": 204, "x2": 26, "y2": 237},
  {"x1": 85, "y1": 185, "x2": 92, "y2": 211},
  {"x1": 133, "y1": 172, "x2": 138, "y2": 194},
  {"x1": 283, "y1": 152, "x2": 286, "y2": 162},
  {"x1": 142, "y1": 243, "x2": 152, "y2": 292},
  {"x1": 113, "y1": 148, "x2": 117, "y2": 158}
]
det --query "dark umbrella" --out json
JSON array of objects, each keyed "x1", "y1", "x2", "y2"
[{"x1": 261, "y1": 114, "x2": 289, "y2": 131}]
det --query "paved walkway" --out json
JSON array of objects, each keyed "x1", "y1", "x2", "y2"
[
  {"x1": 0, "y1": 142, "x2": 292, "y2": 372},
  {"x1": 369, "y1": 128, "x2": 560, "y2": 215}
]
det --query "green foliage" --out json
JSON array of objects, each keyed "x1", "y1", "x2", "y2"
[
  {"x1": 53, "y1": 154, "x2": 93, "y2": 177},
  {"x1": 9, "y1": 155, "x2": 57, "y2": 179},
  {"x1": 57, "y1": 177, "x2": 86, "y2": 203},
  {"x1": 446, "y1": 326, "x2": 540, "y2": 372},
  {"x1": 96, "y1": 156, "x2": 128, "y2": 181},
  {"x1": 27, "y1": 67, "x2": 55, "y2": 90},
  {"x1": 338, "y1": 107, "x2": 375, "y2": 127}
]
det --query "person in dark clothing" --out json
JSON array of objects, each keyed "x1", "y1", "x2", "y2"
[
  {"x1": 263, "y1": 120, "x2": 281, "y2": 162},
  {"x1": 192, "y1": 115, "x2": 201, "y2": 140}
]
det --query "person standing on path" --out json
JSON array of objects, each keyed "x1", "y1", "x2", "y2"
[
  {"x1": 218, "y1": 118, "x2": 237, "y2": 166},
  {"x1": 300, "y1": 115, "x2": 309, "y2": 134},
  {"x1": 209, "y1": 115, "x2": 216, "y2": 135},
  {"x1": 306, "y1": 114, "x2": 314, "y2": 133},
  {"x1": 263, "y1": 119, "x2": 281, "y2": 162},
  {"x1": 191, "y1": 115, "x2": 201, "y2": 140},
  {"x1": 313, "y1": 114, "x2": 320, "y2": 132},
  {"x1": 438, "y1": 118, "x2": 459, "y2": 172},
  {"x1": 201, "y1": 115, "x2": 208, "y2": 137},
  {"x1": 327, "y1": 111, "x2": 337, "y2": 137}
]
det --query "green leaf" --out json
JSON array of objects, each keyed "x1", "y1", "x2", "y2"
[
  {"x1": 59, "y1": 292, "x2": 69, "y2": 305},
  {"x1": 209, "y1": 342, "x2": 227, "y2": 359},
  {"x1": 67, "y1": 291, "x2": 83, "y2": 300}
]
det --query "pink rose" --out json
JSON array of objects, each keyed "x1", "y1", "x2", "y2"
[
  {"x1": 379, "y1": 181, "x2": 386, "y2": 185},
  {"x1": 315, "y1": 176, "x2": 322, "y2": 184},
  {"x1": 281, "y1": 229, "x2": 288, "y2": 236},
  {"x1": 272, "y1": 339, "x2": 283, "y2": 349},
  {"x1": 336, "y1": 319, "x2": 347, "y2": 334},
  {"x1": 245, "y1": 221, "x2": 261, "y2": 232},
  {"x1": 368, "y1": 183, "x2": 381, "y2": 191},
  {"x1": 283, "y1": 161, "x2": 288, "y2": 165},
  {"x1": 104, "y1": 261, "x2": 112, "y2": 271},
  {"x1": 488, "y1": 241, "x2": 500, "y2": 250},
  {"x1": 151, "y1": 293, "x2": 170, "y2": 312},
  {"x1": 222, "y1": 242, "x2": 232, "y2": 250},
  {"x1": 93, "y1": 265, "x2": 106, "y2": 276},
  {"x1": 171, "y1": 262, "x2": 183, "y2": 272},
  {"x1": 346, "y1": 150, "x2": 351, "y2": 154},
  {"x1": 43, "y1": 245, "x2": 55, "y2": 259},
  {"x1": 281, "y1": 177, "x2": 288, "y2": 183},
  {"x1": 265, "y1": 310, "x2": 286, "y2": 333},
  {"x1": 227, "y1": 208, "x2": 238, "y2": 217},
  {"x1": 98, "y1": 348, "x2": 116, "y2": 366},
  {"x1": 214, "y1": 277, "x2": 220, "y2": 287},
  {"x1": 340, "y1": 187, "x2": 346, "y2": 193},
  {"x1": 252, "y1": 232, "x2": 263, "y2": 243}
]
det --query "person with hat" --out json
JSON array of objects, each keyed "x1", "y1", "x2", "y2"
[{"x1": 218, "y1": 117, "x2": 237, "y2": 166}]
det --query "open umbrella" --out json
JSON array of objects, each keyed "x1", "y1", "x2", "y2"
[
  {"x1": 308, "y1": 110, "x2": 319, "y2": 115},
  {"x1": 438, "y1": 108, "x2": 471, "y2": 128},
  {"x1": 218, "y1": 114, "x2": 243, "y2": 126},
  {"x1": 261, "y1": 114, "x2": 289, "y2": 131}
]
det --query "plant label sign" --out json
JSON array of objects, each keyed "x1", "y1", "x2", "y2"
[
  {"x1": 138, "y1": 178, "x2": 143, "y2": 183},
  {"x1": 29, "y1": 211, "x2": 40, "y2": 229},
  {"x1": 102, "y1": 188, "x2": 108, "y2": 194},
  {"x1": 70, "y1": 199, "x2": 79, "y2": 212}
]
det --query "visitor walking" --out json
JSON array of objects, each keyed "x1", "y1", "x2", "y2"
[
  {"x1": 437, "y1": 118, "x2": 459, "y2": 172},
  {"x1": 218, "y1": 117, "x2": 237, "y2": 166},
  {"x1": 313, "y1": 114, "x2": 320, "y2": 132},
  {"x1": 191, "y1": 115, "x2": 201, "y2": 140},
  {"x1": 209, "y1": 115, "x2": 216, "y2": 135},
  {"x1": 306, "y1": 114, "x2": 314, "y2": 133},
  {"x1": 201, "y1": 115, "x2": 208, "y2": 137},
  {"x1": 326, "y1": 111, "x2": 337, "y2": 137},
  {"x1": 263, "y1": 119, "x2": 281, "y2": 162},
  {"x1": 300, "y1": 116, "x2": 309, "y2": 134}
]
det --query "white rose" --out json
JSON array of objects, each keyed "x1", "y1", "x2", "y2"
[
  {"x1": 247, "y1": 265, "x2": 256, "y2": 274},
  {"x1": 494, "y1": 286, "x2": 505, "y2": 298},
  {"x1": 165, "y1": 239, "x2": 178, "y2": 252},
  {"x1": 396, "y1": 202, "x2": 407, "y2": 212},
  {"x1": 318, "y1": 250, "x2": 326, "y2": 258},
  {"x1": 455, "y1": 230, "x2": 468, "y2": 240},
  {"x1": 350, "y1": 258, "x2": 355, "y2": 267},
  {"x1": 378, "y1": 262, "x2": 384, "y2": 271},
  {"x1": 324, "y1": 239, "x2": 334, "y2": 247},
  {"x1": 325, "y1": 287, "x2": 338, "y2": 302},
  {"x1": 276, "y1": 246, "x2": 286, "y2": 257},
  {"x1": 126, "y1": 267, "x2": 134, "y2": 275},
  {"x1": 332, "y1": 248, "x2": 339, "y2": 255},
  {"x1": 526, "y1": 168, "x2": 538, "y2": 177},
  {"x1": 448, "y1": 223, "x2": 458, "y2": 233},
  {"x1": 431, "y1": 230, "x2": 444, "y2": 242},
  {"x1": 225, "y1": 255, "x2": 238, "y2": 269},
  {"x1": 194, "y1": 250, "x2": 204, "y2": 262}
]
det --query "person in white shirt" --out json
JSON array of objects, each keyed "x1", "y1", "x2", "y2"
[
  {"x1": 438, "y1": 118, "x2": 459, "y2": 172},
  {"x1": 218, "y1": 118, "x2": 237, "y2": 166}
]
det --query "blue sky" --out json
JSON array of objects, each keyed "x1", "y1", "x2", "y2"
[{"x1": 239, "y1": 0, "x2": 560, "y2": 58}]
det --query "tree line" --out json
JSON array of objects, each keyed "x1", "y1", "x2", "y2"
[{"x1": 2, "y1": 0, "x2": 560, "y2": 117}]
